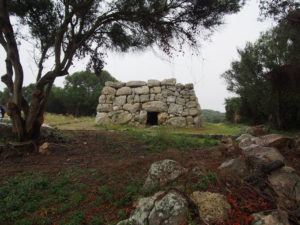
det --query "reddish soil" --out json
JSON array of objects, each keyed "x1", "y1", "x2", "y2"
[{"x1": 0, "y1": 130, "x2": 299, "y2": 225}]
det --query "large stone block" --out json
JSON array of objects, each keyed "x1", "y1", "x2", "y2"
[
  {"x1": 186, "y1": 101, "x2": 197, "y2": 108},
  {"x1": 106, "y1": 95, "x2": 115, "y2": 103},
  {"x1": 140, "y1": 94, "x2": 150, "y2": 103},
  {"x1": 102, "y1": 86, "x2": 116, "y2": 95},
  {"x1": 111, "y1": 111, "x2": 133, "y2": 124},
  {"x1": 148, "y1": 79, "x2": 161, "y2": 87},
  {"x1": 98, "y1": 95, "x2": 106, "y2": 104},
  {"x1": 123, "y1": 103, "x2": 140, "y2": 113},
  {"x1": 142, "y1": 101, "x2": 168, "y2": 112},
  {"x1": 176, "y1": 97, "x2": 185, "y2": 105},
  {"x1": 161, "y1": 78, "x2": 176, "y2": 86},
  {"x1": 126, "y1": 81, "x2": 147, "y2": 87},
  {"x1": 168, "y1": 103, "x2": 183, "y2": 115},
  {"x1": 105, "y1": 81, "x2": 125, "y2": 88},
  {"x1": 97, "y1": 104, "x2": 112, "y2": 112},
  {"x1": 167, "y1": 96, "x2": 176, "y2": 103},
  {"x1": 95, "y1": 112, "x2": 111, "y2": 125},
  {"x1": 134, "y1": 86, "x2": 149, "y2": 95},
  {"x1": 116, "y1": 87, "x2": 132, "y2": 96},
  {"x1": 150, "y1": 86, "x2": 162, "y2": 94},
  {"x1": 189, "y1": 108, "x2": 199, "y2": 116},
  {"x1": 114, "y1": 96, "x2": 127, "y2": 106},
  {"x1": 167, "y1": 117, "x2": 186, "y2": 127}
]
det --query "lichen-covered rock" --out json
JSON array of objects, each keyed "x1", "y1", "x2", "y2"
[
  {"x1": 140, "y1": 94, "x2": 150, "y2": 103},
  {"x1": 186, "y1": 101, "x2": 197, "y2": 108},
  {"x1": 218, "y1": 158, "x2": 249, "y2": 179},
  {"x1": 190, "y1": 191, "x2": 231, "y2": 224},
  {"x1": 150, "y1": 86, "x2": 162, "y2": 94},
  {"x1": 142, "y1": 101, "x2": 168, "y2": 112},
  {"x1": 167, "y1": 117, "x2": 186, "y2": 127},
  {"x1": 158, "y1": 113, "x2": 168, "y2": 124},
  {"x1": 168, "y1": 103, "x2": 183, "y2": 115},
  {"x1": 116, "y1": 87, "x2": 132, "y2": 96},
  {"x1": 189, "y1": 108, "x2": 199, "y2": 116},
  {"x1": 161, "y1": 78, "x2": 176, "y2": 86},
  {"x1": 97, "y1": 104, "x2": 112, "y2": 112},
  {"x1": 105, "y1": 81, "x2": 125, "y2": 88},
  {"x1": 148, "y1": 79, "x2": 161, "y2": 87},
  {"x1": 252, "y1": 210, "x2": 290, "y2": 225},
  {"x1": 102, "y1": 86, "x2": 116, "y2": 95},
  {"x1": 114, "y1": 96, "x2": 127, "y2": 106},
  {"x1": 268, "y1": 166, "x2": 300, "y2": 210},
  {"x1": 123, "y1": 103, "x2": 140, "y2": 113},
  {"x1": 117, "y1": 191, "x2": 188, "y2": 225},
  {"x1": 126, "y1": 81, "x2": 147, "y2": 87},
  {"x1": 95, "y1": 112, "x2": 111, "y2": 125},
  {"x1": 134, "y1": 86, "x2": 149, "y2": 95},
  {"x1": 98, "y1": 95, "x2": 106, "y2": 104},
  {"x1": 236, "y1": 134, "x2": 254, "y2": 142},
  {"x1": 144, "y1": 159, "x2": 187, "y2": 189},
  {"x1": 110, "y1": 111, "x2": 133, "y2": 124},
  {"x1": 253, "y1": 134, "x2": 293, "y2": 149}
]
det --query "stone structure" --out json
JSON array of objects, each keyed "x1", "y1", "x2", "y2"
[{"x1": 96, "y1": 78, "x2": 202, "y2": 127}]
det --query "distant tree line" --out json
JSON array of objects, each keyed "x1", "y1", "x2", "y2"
[
  {"x1": 223, "y1": 10, "x2": 300, "y2": 129},
  {"x1": 0, "y1": 71, "x2": 116, "y2": 116},
  {"x1": 202, "y1": 109, "x2": 225, "y2": 123}
]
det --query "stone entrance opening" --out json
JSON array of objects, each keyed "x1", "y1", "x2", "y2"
[{"x1": 147, "y1": 112, "x2": 158, "y2": 126}]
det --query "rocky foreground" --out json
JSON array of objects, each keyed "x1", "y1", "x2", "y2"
[{"x1": 116, "y1": 133, "x2": 300, "y2": 225}]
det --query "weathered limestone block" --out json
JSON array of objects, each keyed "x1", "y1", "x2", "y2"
[
  {"x1": 150, "y1": 94, "x2": 155, "y2": 101},
  {"x1": 97, "y1": 104, "x2": 112, "y2": 112},
  {"x1": 167, "y1": 96, "x2": 176, "y2": 103},
  {"x1": 105, "y1": 81, "x2": 125, "y2": 88},
  {"x1": 190, "y1": 96, "x2": 197, "y2": 101},
  {"x1": 116, "y1": 87, "x2": 132, "y2": 96},
  {"x1": 114, "y1": 96, "x2": 127, "y2": 106},
  {"x1": 95, "y1": 113, "x2": 111, "y2": 125},
  {"x1": 176, "y1": 83, "x2": 184, "y2": 89},
  {"x1": 162, "y1": 89, "x2": 174, "y2": 97},
  {"x1": 186, "y1": 101, "x2": 197, "y2": 108},
  {"x1": 158, "y1": 113, "x2": 169, "y2": 124},
  {"x1": 98, "y1": 95, "x2": 106, "y2": 104},
  {"x1": 126, "y1": 81, "x2": 147, "y2": 87},
  {"x1": 110, "y1": 111, "x2": 133, "y2": 124},
  {"x1": 154, "y1": 94, "x2": 163, "y2": 101},
  {"x1": 167, "y1": 85, "x2": 176, "y2": 91},
  {"x1": 113, "y1": 106, "x2": 121, "y2": 111},
  {"x1": 140, "y1": 94, "x2": 150, "y2": 103},
  {"x1": 161, "y1": 78, "x2": 176, "y2": 86},
  {"x1": 134, "y1": 86, "x2": 149, "y2": 95},
  {"x1": 185, "y1": 83, "x2": 194, "y2": 89},
  {"x1": 182, "y1": 109, "x2": 189, "y2": 116},
  {"x1": 189, "y1": 108, "x2": 199, "y2": 116},
  {"x1": 123, "y1": 103, "x2": 140, "y2": 113},
  {"x1": 148, "y1": 79, "x2": 161, "y2": 87},
  {"x1": 186, "y1": 116, "x2": 194, "y2": 125},
  {"x1": 167, "y1": 117, "x2": 186, "y2": 127},
  {"x1": 102, "y1": 86, "x2": 116, "y2": 95},
  {"x1": 127, "y1": 95, "x2": 134, "y2": 104},
  {"x1": 106, "y1": 95, "x2": 115, "y2": 103},
  {"x1": 134, "y1": 95, "x2": 140, "y2": 103},
  {"x1": 176, "y1": 97, "x2": 185, "y2": 105},
  {"x1": 142, "y1": 101, "x2": 168, "y2": 112},
  {"x1": 168, "y1": 103, "x2": 183, "y2": 115},
  {"x1": 150, "y1": 86, "x2": 162, "y2": 94},
  {"x1": 139, "y1": 110, "x2": 147, "y2": 124}
]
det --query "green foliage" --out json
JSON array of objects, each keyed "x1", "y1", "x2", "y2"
[
  {"x1": 222, "y1": 21, "x2": 300, "y2": 128},
  {"x1": 193, "y1": 172, "x2": 217, "y2": 191},
  {"x1": 202, "y1": 109, "x2": 225, "y2": 123},
  {"x1": 126, "y1": 127, "x2": 219, "y2": 152},
  {"x1": 0, "y1": 88, "x2": 10, "y2": 105}
]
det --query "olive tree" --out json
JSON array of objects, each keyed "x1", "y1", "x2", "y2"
[{"x1": 0, "y1": 0, "x2": 244, "y2": 140}]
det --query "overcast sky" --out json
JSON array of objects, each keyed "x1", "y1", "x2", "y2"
[{"x1": 0, "y1": 0, "x2": 273, "y2": 112}]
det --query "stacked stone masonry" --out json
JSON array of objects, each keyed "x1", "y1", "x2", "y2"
[{"x1": 96, "y1": 79, "x2": 202, "y2": 127}]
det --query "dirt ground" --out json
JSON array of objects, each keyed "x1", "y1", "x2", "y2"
[{"x1": 1, "y1": 129, "x2": 299, "y2": 225}]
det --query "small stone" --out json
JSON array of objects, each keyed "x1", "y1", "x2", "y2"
[{"x1": 39, "y1": 142, "x2": 50, "y2": 155}]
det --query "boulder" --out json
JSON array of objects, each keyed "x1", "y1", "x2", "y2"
[
  {"x1": 114, "y1": 96, "x2": 127, "y2": 106},
  {"x1": 148, "y1": 79, "x2": 161, "y2": 87},
  {"x1": 105, "y1": 81, "x2": 125, "y2": 88},
  {"x1": 97, "y1": 104, "x2": 112, "y2": 112},
  {"x1": 111, "y1": 111, "x2": 133, "y2": 124},
  {"x1": 143, "y1": 159, "x2": 187, "y2": 189},
  {"x1": 142, "y1": 101, "x2": 168, "y2": 112},
  {"x1": 98, "y1": 95, "x2": 106, "y2": 104},
  {"x1": 116, "y1": 87, "x2": 132, "y2": 96},
  {"x1": 95, "y1": 112, "x2": 111, "y2": 124},
  {"x1": 268, "y1": 166, "x2": 300, "y2": 210},
  {"x1": 126, "y1": 81, "x2": 147, "y2": 87},
  {"x1": 134, "y1": 86, "x2": 150, "y2": 95},
  {"x1": 138, "y1": 110, "x2": 147, "y2": 124},
  {"x1": 189, "y1": 108, "x2": 199, "y2": 116},
  {"x1": 252, "y1": 210, "x2": 290, "y2": 225},
  {"x1": 253, "y1": 134, "x2": 293, "y2": 149},
  {"x1": 117, "y1": 191, "x2": 188, "y2": 225},
  {"x1": 161, "y1": 78, "x2": 176, "y2": 86},
  {"x1": 167, "y1": 117, "x2": 186, "y2": 127},
  {"x1": 190, "y1": 191, "x2": 231, "y2": 224},
  {"x1": 102, "y1": 86, "x2": 116, "y2": 95},
  {"x1": 168, "y1": 103, "x2": 183, "y2": 115},
  {"x1": 218, "y1": 158, "x2": 249, "y2": 179},
  {"x1": 236, "y1": 134, "x2": 254, "y2": 142},
  {"x1": 246, "y1": 125, "x2": 268, "y2": 136},
  {"x1": 123, "y1": 103, "x2": 140, "y2": 113},
  {"x1": 150, "y1": 86, "x2": 162, "y2": 94}
]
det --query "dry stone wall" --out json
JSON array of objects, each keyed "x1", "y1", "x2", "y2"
[{"x1": 96, "y1": 78, "x2": 202, "y2": 127}]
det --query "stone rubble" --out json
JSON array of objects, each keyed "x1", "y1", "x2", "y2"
[{"x1": 96, "y1": 79, "x2": 202, "y2": 127}]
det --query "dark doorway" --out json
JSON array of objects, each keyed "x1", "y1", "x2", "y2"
[{"x1": 147, "y1": 112, "x2": 158, "y2": 126}]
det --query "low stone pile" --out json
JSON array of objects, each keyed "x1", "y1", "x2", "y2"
[
  {"x1": 96, "y1": 79, "x2": 202, "y2": 127},
  {"x1": 218, "y1": 133, "x2": 300, "y2": 224}
]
